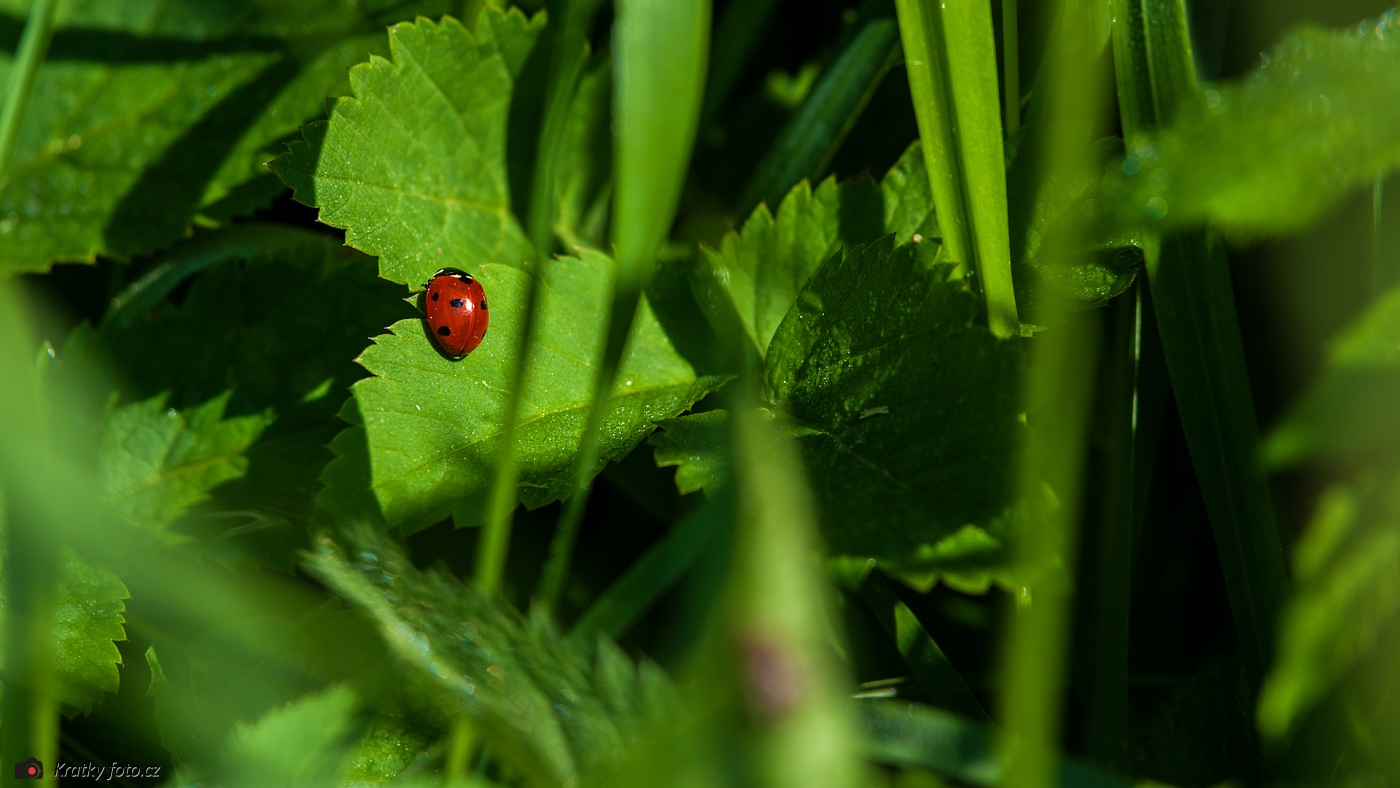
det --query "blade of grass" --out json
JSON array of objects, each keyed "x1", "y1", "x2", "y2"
[
  {"x1": 1110, "y1": 0, "x2": 1288, "y2": 682},
  {"x1": 0, "y1": 0, "x2": 56, "y2": 178},
  {"x1": 857, "y1": 572, "x2": 992, "y2": 723},
  {"x1": 570, "y1": 495, "x2": 725, "y2": 640},
  {"x1": 701, "y1": 0, "x2": 782, "y2": 128},
  {"x1": 1079, "y1": 292, "x2": 1139, "y2": 770},
  {"x1": 738, "y1": 4, "x2": 901, "y2": 213},
  {"x1": 478, "y1": 0, "x2": 605, "y2": 595},
  {"x1": 893, "y1": 0, "x2": 1018, "y2": 337},
  {"x1": 539, "y1": 0, "x2": 709, "y2": 611},
  {"x1": 860, "y1": 700, "x2": 1135, "y2": 788},
  {"x1": 1002, "y1": 0, "x2": 1020, "y2": 134},
  {"x1": 999, "y1": 2, "x2": 1107, "y2": 785}
]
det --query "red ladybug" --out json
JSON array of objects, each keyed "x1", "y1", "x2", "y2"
[{"x1": 424, "y1": 268, "x2": 489, "y2": 359}]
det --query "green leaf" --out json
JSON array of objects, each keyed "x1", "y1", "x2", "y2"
[
  {"x1": 1265, "y1": 282, "x2": 1400, "y2": 467},
  {"x1": 88, "y1": 228, "x2": 410, "y2": 542},
  {"x1": 553, "y1": 50, "x2": 612, "y2": 251},
  {"x1": 700, "y1": 142, "x2": 939, "y2": 358},
  {"x1": 0, "y1": 0, "x2": 444, "y2": 274},
  {"x1": 1093, "y1": 9, "x2": 1400, "y2": 240},
  {"x1": 765, "y1": 237, "x2": 1021, "y2": 558},
  {"x1": 859, "y1": 700, "x2": 1134, "y2": 787},
  {"x1": 271, "y1": 11, "x2": 541, "y2": 285},
  {"x1": 0, "y1": 517, "x2": 127, "y2": 716},
  {"x1": 50, "y1": 554, "x2": 128, "y2": 715},
  {"x1": 220, "y1": 685, "x2": 361, "y2": 788},
  {"x1": 1258, "y1": 476, "x2": 1400, "y2": 741},
  {"x1": 320, "y1": 250, "x2": 722, "y2": 534},
  {"x1": 1007, "y1": 130, "x2": 1143, "y2": 326},
  {"x1": 101, "y1": 392, "x2": 271, "y2": 536},
  {"x1": 306, "y1": 525, "x2": 676, "y2": 785},
  {"x1": 145, "y1": 600, "x2": 388, "y2": 773},
  {"x1": 650, "y1": 409, "x2": 729, "y2": 496}
]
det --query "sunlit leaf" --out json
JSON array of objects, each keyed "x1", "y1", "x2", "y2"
[
  {"x1": 271, "y1": 10, "x2": 541, "y2": 285},
  {"x1": 221, "y1": 685, "x2": 361, "y2": 787},
  {"x1": 1091, "y1": 9, "x2": 1400, "y2": 240},
  {"x1": 699, "y1": 142, "x2": 940, "y2": 358},
  {"x1": 306, "y1": 525, "x2": 676, "y2": 784},
  {"x1": 0, "y1": 0, "x2": 449, "y2": 274},
  {"x1": 319, "y1": 250, "x2": 722, "y2": 534}
]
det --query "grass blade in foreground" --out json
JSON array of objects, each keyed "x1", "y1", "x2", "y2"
[
  {"x1": 541, "y1": 0, "x2": 709, "y2": 609},
  {"x1": 893, "y1": 0, "x2": 1018, "y2": 337}
]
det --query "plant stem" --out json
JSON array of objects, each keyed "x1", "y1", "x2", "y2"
[
  {"x1": 1002, "y1": 0, "x2": 1019, "y2": 134},
  {"x1": 1372, "y1": 177, "x2": 1386, "y2": 296},
  {"x1": 893, "y1": 0, "x2": 1018, "y2": 338},
  {"x1": 479, "y1": 0, "x2": 604, "y2": 595},
  {"x1": 1110, "y1": 0, "x2": 1288, "y2": 683},
  {"x1": 0, "y1": 0, "x2": 58, "y2": 179},
  {"x1": 538, "y1": 0, "x2": 709, "y2": 611}
]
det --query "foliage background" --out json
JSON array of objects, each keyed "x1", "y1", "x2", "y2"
[{"x1": 2, "y1": 0, "x2": 1399, "y2": 785}]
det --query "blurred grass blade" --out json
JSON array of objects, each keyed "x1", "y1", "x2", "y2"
[
  {"x1": 570, "y1": 495, "x2": 726, "y2": 640},
  {"x1": 893, "y1": 0, "x2": 1018, "y2": 337},
  {"x1": 739, "y1": 5, "x2": 901, "y2": 213},
  {"x1": 481, "y1": 0, "x2": 605, "y2": 593},
  {"x1": 702, "y1": 0, "x2": 782, "y2": 126},
  {"x1": 1111, "y1": 0, "x2": 1288, "y2": 681},
  {"x1": 728, "y1": 404, "x2": 862, "y2": 788},
  {"x1": 0, "y1": 0, "x2": 57, "y2": 179},
  {"x1": 526, "y1": 0, "x2": 605, "y2": 256},
  {"x1": 541, "y1": 0, "x2": 709, "y2": 609},
  {"x1": 857, "y1": 573, "x2": 991, "y2": 723},
  {"x1": 859, "y1": 701, "x2": 1134, "y2": 788}
]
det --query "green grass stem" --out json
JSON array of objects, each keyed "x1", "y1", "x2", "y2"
[
  {"x1": 0, "y1": 0, "x2": 56, "y2": 178},
  {"x1": 539, "y1": 0, "x2": 709, "y2": 611},
  {"x1": 1110, "y1": 0, "x2": 1289, "y2": 682},
  {"x1": 893, "y1": 0, "x2": 1018, "y2": 337}
]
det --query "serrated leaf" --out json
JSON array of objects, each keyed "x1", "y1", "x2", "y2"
[
  {"x1": 1258, "y1": 475, "x2": 1400, "y2": 741},
  {"x1": 650, "y1": 409, "x2": 729, "y2": 496},
  {"x1": 0, "y1": 0, "x2": 445, "y2": 274},
  {"x1": 765, "y1": 237, "x2": 1022, "y2": 558},
  {"x1": 700, "y1": 142, "x2": 940, "y2": 358},
  {"x1": 101, "y1": 391, "x2": 271, "y2": 536},
  {"x1": 306, "y1": 526, "x2": 677, "y2": 785},
  {"x1": 220, "y1": 685, "x2": 361, "y2": 788},
  {"x1": 319, "y1": 250, "x2": 722, "y2": 534},
  {"x1": 1090, "y1": 9, "x2": 1400, "y2": 240},
  {"x1": 146, "y1": 600, "x2": 389, "y2": 773},
  {"x1": 0, "y1": 537, "x2": 128, "y2": 716},
  {"x1": 271, "y1": 11, "x2": 542, "y2": 285},
  {"x1": 87, "y1": 229, "x2": 409, "y2": 546},
  {"x1": 49, "y1": 553, "x2": 128, "y2": 715},
  {"x1": 1265, "y1": 282, "x2": 1400, "y2": 467},
  {"x1": 652, "y1": 409, "x2": 1017, "y2": 591}
]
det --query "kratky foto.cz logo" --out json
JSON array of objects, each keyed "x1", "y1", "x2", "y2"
[{"x1": 14, "y1": 759, "x2": 163, "y2": 780}]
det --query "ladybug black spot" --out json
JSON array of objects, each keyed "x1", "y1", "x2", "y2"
[
  {"x1": 431, "y1": 292, "x2": 439, "y2": 301},
  {"x1": 480, "y1": 299, "x2": 487, "y2": 311},
  {"x1": 450, "y1": 297, "x2": 464, "y2": 308},
  {"x1": 437, "y1": 326, "x2": 451, "y2": 336}
]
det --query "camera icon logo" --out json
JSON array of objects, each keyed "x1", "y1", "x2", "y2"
[{"x1": 14, "y1": 758, "x2": 42, "y2": 779}]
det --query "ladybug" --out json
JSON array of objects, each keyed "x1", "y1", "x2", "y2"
[{"x1": 424, "y1": 268, "x2": 489, "y2": 359}]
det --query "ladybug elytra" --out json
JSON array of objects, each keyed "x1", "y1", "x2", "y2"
[{"x1": 424, "y1": 268, "x2": 489, "y2": 359}]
